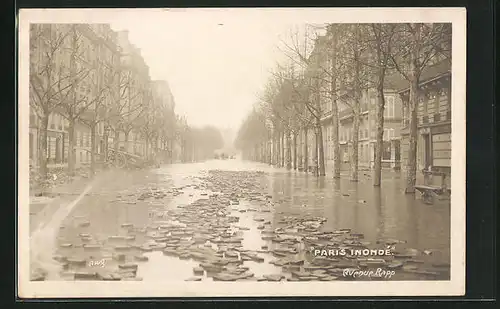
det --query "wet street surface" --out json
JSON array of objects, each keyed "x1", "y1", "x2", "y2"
[{"x1": 30, "y1": 159, "x2": 451, "y2": 282}]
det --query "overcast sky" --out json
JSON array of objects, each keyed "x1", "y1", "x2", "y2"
[
  {"x1": 109, "y1": 9, "x2": 299, "y2": 131},
  {"x1": 22, "y1": 8, "x2": 461, "y2": 131}
]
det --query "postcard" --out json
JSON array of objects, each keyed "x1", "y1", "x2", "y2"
[{"x1": 18, "y1": 7, "x2": 466, "y2": 298}]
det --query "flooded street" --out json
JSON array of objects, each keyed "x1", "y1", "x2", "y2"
[{"x1": 30, "y1": 159, "x2": 450, "y2": 282}]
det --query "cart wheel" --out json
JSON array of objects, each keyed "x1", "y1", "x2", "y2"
[
  {"x1": 114, "y1": 153, "x2": 127, "y2": 168},
  {"x1": 423, "y1": 191, "x2": 434, "y2": 205}
]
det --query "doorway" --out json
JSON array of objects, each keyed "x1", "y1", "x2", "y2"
[
  {"x1": 394, "y1": 140, "x2": 401, "y2": 162},
  {"x1": 423, "y1": 134, "x2": 432, "y2": 169}
]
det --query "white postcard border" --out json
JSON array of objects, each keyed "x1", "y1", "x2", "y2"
[{"x1": 17, "y1": 7, "x2": 466, "y2": 298}]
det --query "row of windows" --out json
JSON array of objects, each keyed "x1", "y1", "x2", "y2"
[
  {"x1": 322, "y1": 95, "x2": 396, "y2": 118},
  {"x1": 403, "y1": 86, "x2": 450, "y2": 124},
  {"x1": 76, "y1": 131, "x2": 90, "y2": 147},
  {"x1": 320, "y1": 125, "x2": 395, "y2": 143},
  {"x1": 31, "y1": 109, "x2": 109, "y2": 136},
  {"x1": 33, "y1": 25, "x2": 119, "y2": 77},
  {"x1": 370, "y1": 96, "x2": 396, "y2": 118},
  {"x1": 321, "y1": 141, "x2": 393, "y2": 162},
  {"x1": 48, "y1": 113, "x2": 68, "y2": 131},
  {"x1": 75, "y1": 126, "x2": 107, "y2": 146}
]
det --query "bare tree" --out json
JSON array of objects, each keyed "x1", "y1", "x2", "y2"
[
  {"x1": 160, "y1": 109, "x2": 178, "y2": 163},
  {"x1": 57, "y1": 25, "x2": 115, "y2": 176},
  {"x1": 76, "y1": 47, "x2": 121, "y2": 175},
  {"x1": 113, "y1": 71, "x2": 148, "y2": 154},
  {"x1": 137, "y1": 89, "x2": 163, "y2": 161},
  {"x1": 363, "y1": 23, "x2": 397, "y2": 186},
  {"x1": 324, "y1": 24, "x2": 342, "y2": 179},
  {"x1": 390, "y1": 23, "x2": 451, "y2": 193},
  {"x1": 279, "y1": 24, "x2": 345, "y2": 177},
  {"x1": 334, "y1": 24, "x2": 372, "y2": 182},
  {"x1": 258, "y1": 73, "x2": 286, "y2": 167},
  {"x1": 29, "y1": 24, "x2": 77, "y2": 178},
  {"x1": 234, "y1": 107, "x2": 268, "y2": 161}
]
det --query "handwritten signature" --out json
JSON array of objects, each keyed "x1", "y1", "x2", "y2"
[
  {"x1": 343, "y1": 268, "x2": 395, "y2": 279},
  {"x1": 88, "y1": 259, "x2": 106, "y2": 268}
]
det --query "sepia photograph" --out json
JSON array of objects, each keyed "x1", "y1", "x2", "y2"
[{"x1": 17, "y1": 8, "x2": 466, "y2": 298}]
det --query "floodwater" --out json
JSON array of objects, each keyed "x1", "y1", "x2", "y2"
[{"x1": 30, "y1": 159, "x2": 451, "y2": 282}]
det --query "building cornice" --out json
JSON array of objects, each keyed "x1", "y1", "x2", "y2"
[{"x1": 398, "y1": 71, "x2": 451, "y2": 95}]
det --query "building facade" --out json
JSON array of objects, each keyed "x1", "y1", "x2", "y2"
[
  {"x1": 29, "y1": 24, "x2": 177, "y2": 170},
  {"x1": 319, "y1": 86, "x2": 405, "y2": 172},
  {"x1": 399, "y1": 60, "x2": 452, "y2": 186},
  {"x1": 294, "y1": 32, "x2": 408, "y2": 174},
  {"x1": 116, "y1": 30, "x2": 152, "y2": 157},
  {"x1": 151, "y1": 80, "x2": 178, "y2": 161}
]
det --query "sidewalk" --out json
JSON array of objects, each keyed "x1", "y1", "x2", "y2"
[{"x1": 28, "y1": 166, "x2": 123, "y2": 236}]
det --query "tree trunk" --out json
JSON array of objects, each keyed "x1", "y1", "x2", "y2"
[
  {"x1": 262, "y1": 141, "x2": 265, "y2": 163},
  {"x1": 331, "y1": 102, "x2": 340, "y2": 178},
  {"x1": 264, "y1": 140, "x2": 268, "y2": 164},
  {"x1": 103, "y1": 124, "x2": 109, "y2": 164},
  {"x1": 405, "y1": 77, "x2": 419, "y2": 193},
  {"x1": 317, "y1": 123, "x2": 326, "y2": 176},
  {"x1": 278, "y1": 132, "x2": 281, "y2": 166},
  {"x1": 272, "y1": 133, "x2": 277, "y2": 165},
  {"x1": 38, "y1": 114, "x2": 49, "y2": 179},
  {"x1": 330, "y1": 28, "x2": 341, "y2": 179},
  {"x1": 182, "y1": 141, "x2": 186, "y2": 163},
  {"x1": 374, "y1": 87, "x2": 385, "y2": 186},
  {"x1": 266, "y1": 139, "x2": 269, "y2": 164},
  {"x1": 90, "y1": 124, "x2": 96, "y2": 177},
  {"x1": 314, "y1": 128, "x2": 319, "y2": 177},
  {"x1": 293, "y1": 132, "x2": 297, "y2": 170},
  {"x1": 286, "y1": 131, "x2": 292, "y2": 170},
  {"x1": 114, "y1": 130, "x2": 120, "y2": 151},
  {"x1": 351, "y1": 107, "x2": 360, "y2": 182},
  {"x1": 281, "y1": 131, "x2": 285, "y2": 167},
  {"x1": 124, "y1": 131, "x2": 130, "y2": 153},
  {"x1": 277, "y1": 133, "x2": 280, "y2": 166},
  {"x1": 350, "y1": 25, "x2": 361, "y2": 182},
  {"x1": 303, "y1": 128, "x2": 308, "y2": 172},
  {"x1": 67, "y1": 118, "x2": 76, "y2": 176},
  {"x1": 297, "y1": 130, "x2": 302, "y2": 170}
]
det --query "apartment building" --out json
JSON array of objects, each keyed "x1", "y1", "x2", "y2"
[
  {"x1": 295, "y1": 32, "x2": 407, "y2": 173},
  {"x1": 399, "y1": 59, "x2": 452, "y2": 185},
  {"x1": 116, "y1": 30, "x2": 152, "y2": 157},
  {"x1": 30, "y1": 24, "x2": 130, "y2": 168}
]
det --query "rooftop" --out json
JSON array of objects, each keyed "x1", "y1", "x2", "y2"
[{"x1": 398, "y1": 59, "x2": 451, "y2": 93}]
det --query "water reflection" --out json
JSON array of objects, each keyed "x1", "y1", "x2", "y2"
[
  {"x1": 48, "y1": 159, "x2": 449, "y2": 281},
  {"x1": 263, "y1": 164, "x2": 449, "y2": 261},
  {"x1": 136, "y1": 251, "x2": 199, "y2": 281}
]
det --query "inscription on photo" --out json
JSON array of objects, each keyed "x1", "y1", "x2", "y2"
[
  {"x1": 312, "y1": 248, "x2": 394, "y2": 257},
  {"x1": 343, "y1": 268, "x2": 396, "y2": 279},
  {"x1": 88, "y1": 259, "x2": 106, "y2": 268}
]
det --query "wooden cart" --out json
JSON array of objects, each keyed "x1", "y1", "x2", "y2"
[
  {"x1": 415, "y1": 170, "x2": 450, "y2": 204},
  {"x1": 107, "y1": 148, "x2": 149, "y2": 169},
  {"x1": 80, "y1": 147, "x2": 155, "y2": 169}
]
